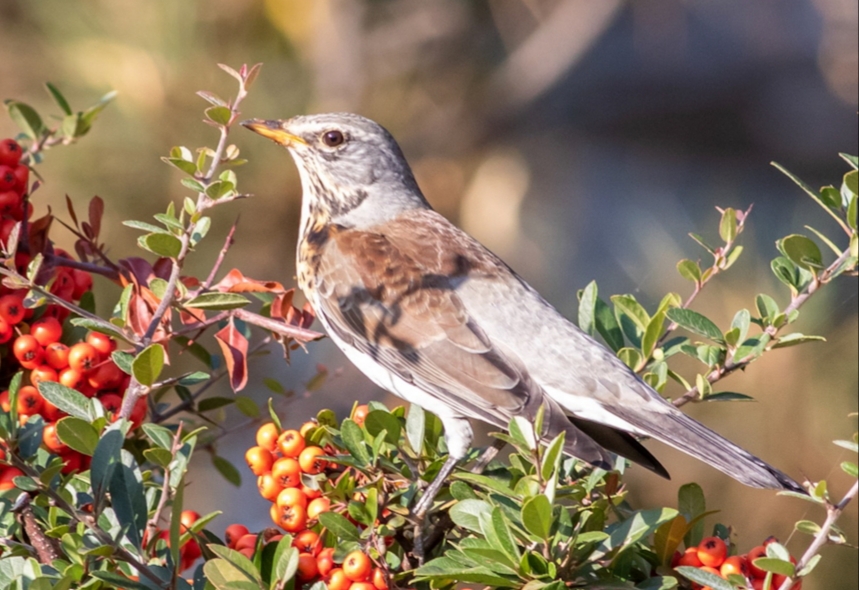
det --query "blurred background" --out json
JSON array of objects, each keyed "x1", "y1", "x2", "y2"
[{"x1": 1, "y1": 0, "x2": 856, "y2": 586}]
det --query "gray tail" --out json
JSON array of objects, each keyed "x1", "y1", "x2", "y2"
[{"x1": 616, "y1": 408, "x2": 804, "y2": 493}]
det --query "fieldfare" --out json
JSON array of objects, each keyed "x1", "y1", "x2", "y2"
[{"x1": 243, "y1": 113, "x2": 803, "y2": 528}]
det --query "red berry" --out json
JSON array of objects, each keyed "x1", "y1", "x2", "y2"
[
  {"x1": 0, "y1": 166, "x2": 15, "y2": 191},
  {"x1": 697, "y1": 536, "x2": 728, "y2": 568},
  {"x1": 0, "y1": 191, "x2": 21, "y2": 216},
  {"x1": 0, "y1": 139, "x2": 22, "y2": 167},
  {"x1": 12, "y1": 165, "x2": 28, "y2": 194}
]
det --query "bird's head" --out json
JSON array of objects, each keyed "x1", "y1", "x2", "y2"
[{"x1": 242, "y1": 113, "x2": 428, "y2": 225}]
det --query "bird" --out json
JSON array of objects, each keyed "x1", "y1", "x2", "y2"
[{"x1": 242, "y1": 113, "x2": 803, "y2": 527}]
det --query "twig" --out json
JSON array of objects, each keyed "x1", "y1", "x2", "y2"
[
  {"x1": 201, "y1": 219, "x2": 238, "y2": 290},
  {"x1": 47, "y1": 253, "x2": 119, "y2": 279},
  {"x1": 233, "y1": 308, "x2": 323, "y2": 344},
  {"x1": 778, "y1": 480, "x2": 858, "y2": 590},
  {"x1": 673, "y1": 247, "x2": 855, "y2": 407},
  {"x1": 145, "y1": 424, "x2": 184, "y2": 554}
]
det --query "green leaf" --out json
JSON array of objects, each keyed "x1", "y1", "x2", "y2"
[
  {"x1": 844, "y1": 169, "x2": 858, "y2": 198},
  {"x1": 132, "y1": 343, "x2": 165, "y2": 386},
  {"x1": 57, "y1": 416, "x2": 98, "y2": 456},
  {"x1": 45, "y1": 82, "x2": 73, "y2": 115},
  {"x1": 617, "y1": 347, "x2": 643, "y2": 371},
  {"x1": 594, "y1": 508, "x2": 678, "y2": 559},
  {"x1": 521, "y1": 495, "x2": 552, "y2": 539},
  {"x1": 17, "y1": 415, "x2": 44, "y2": 459},
  {"x1": 772, "y1": 333, "x2": 825, "y2": 348},
  {"x1": 90, "y1": 572, "x2": 151, "y2": 590},
  {"x1": 340, "y1": 419, "x2": 370, "y2": 467},
  {"x1": 719, "y1": 208, "x2": 738, "y2": 243},
  {"x1": 577, "y1": 280, "x2": 598, "y2": 336},
  {"x1": 676, "y1": 259, "x2": 702, "y2": 284},
  {"x1": 675, "y1": 567, "x2": 732, "y2": 590},
  {"x1": 109, "y1": 451, "x2": 147, "y2": 549},
  {"x1": 794, "y1": 520, "x2": 821, "y2": 535},
  {"x1": 847, "y1": 193, "x2": 857, "y2": 230},
  {"x1": 841, "y1": 461, "x2": 858, "y2": 478},
  {"x1": 704, "y1": 392, "x2": 755, "y2": 402},
  {"x1": 450, "y1": 499, "x2": 492, "y2": 534},
  {"x1": 317, "y1": 512, "x2": 360, "y2": 542},
  {"x1": 5, "y1": 101, "x2": 45, "y2": 140},
  {"x1": 139, "y1": 232, "x2": 183, "y2": 258},
  {"x1": 414, "y1": 556, "x2": 514, "y2": 586},
  {"x1": 678, "y1": 483, "x2": 706, "y2": 547},
  {"x1": 595, "y1": 295, "x2": 625, "y2": 352},
  {"x1": 642, "y1": 311, "x2": 666, "y2": 358},
  {"x1": 841, "y1": 153, "x2": 859, "y2": 169},
  {"x1": 653, "y1": 515, "x2": 688, "y2": 567},
  {"x1": 773, "y1": 161, "x2": 850, "y2": 231},
  {"x1": 637, "y1": 577, "x2": 678, "y2": 590},
  {"x1": 205, "y1": 106, "x2": 233, "y2": 126},
  {"x1": 143, "y1": 447, "x2": 173, "y2": 467},
  {"x1": 235, "y1": 395, "x2": 260, "y2": 418},
  {"x1": 91, "y1": 429, "x2": 123, "y2": 506},
  {"x1": 666, "y1": 308, "x2": 723, "y2": 342},
  {"x1": 364, "y1": 410, "x2": 401, "y2": 446},
  {"x1": 406, "y1": 404, "x2": 425, "y2": 454},
  {"x1": 779, "y1": 234, "x2": 823, "y2": 270},
  {"x1": 540, "y1": 432, "x2": 565, "y2": 482},
  {"x1": 185, "y1": 292, "x2": 251, "y2": 310},
  {"x1": 274, "y1": 546, "x2": 299, "y2": 585},
  {"x1": 212, "y1": 455, "x2": 242, "y2": 486},
  {"x1": 37, "y1": 381, "x2": 93, "y2": 421},
  {"x1": 752, "y1": 557, "x2": 795, "y2": 576},
  {"x1": 611, "y1": 294, "x2": 650, "y2": 332},
  {"x1": 141, "y1": 423, "x2": 174, "y2": 449}
]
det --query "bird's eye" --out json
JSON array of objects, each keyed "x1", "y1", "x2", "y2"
[{"x1": 321, "y1": 130, "x2": 345, "y2": 147}]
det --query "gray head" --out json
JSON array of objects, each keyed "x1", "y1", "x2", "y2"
[{"x1": 243, "y1": 113, "x2": 429, "y2": 226}]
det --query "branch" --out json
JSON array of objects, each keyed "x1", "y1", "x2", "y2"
[
  {"x1": 145, "y1": 425, "x2": 184, "y2": 554},
  {"x1": 233, "y1": 308, "x2": 323, "y2": 344},
  {"x1": 46, "y1": 252, "x2": 119, "y2": 279},
  {"x1": 778, "y1": 480, "x2": 858, "y2": 590},
  {"x1": 673, "y1": 247, "x2": 855, "y2": 407}
]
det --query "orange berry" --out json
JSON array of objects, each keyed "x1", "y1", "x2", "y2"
[
  {"x1": 299, "y1": 420, "x2": 316, "y2": 437},
  {"x1": 245, "y1": 446, "x2": 274, "y2": 476},
  {"x1": 317, "y1": 547, "x2": 335, "y2": 577},
  {"x1": 342, "y1": 550, "x2": 372, "y2": 582},
  {"x1": 352, "y1": 404, "x2": 369, "y2": 426},
  {"x1": 256, "y1": 422, "x2": 279, "y2": 452},
  {"x1": 29, "y1": 364, "x2": 58, "y2": 388},
  {"x1": 302, "y1": 484, "x2": 322, "y2": 500},
  {"x1": 238, "y1": 546, "x2": 254, "y2": 558},
  {"x1": 276, "y1": 487, "x2": 308, "y2": 510},
  {"x1": 697, "y1": 536, "x2": 728, "y2": 568},
  {"x1": 42, "y1": 422, "x2": 67, "y2": 453},
  {"x1": 30, "y1": 316, "x2": 62, "y2": 346},
  {"x1": 0, "y1": 467, "x2": 24, "y2": 490},
  {"x1": 298, "y1": 446, "x2": 328, "y2": 474},
  {"x1": 307, "y1": 496, "x2": 331, "y2": 521},
  {"x1": 235, "y1": 533, "x2": 258, "y2": 551},
  {"x1": 271, "y1": 457, "x2": 302, "y2": 488},
  {"x1": 677, "y1": 546, "x2": 703, "y2": 566},
  {"x1": 293, "y1": 529, "x2": 321, "y2": 555},
  {"x1": 67, "y1": 342, "x2": 99, "y2": 372},
  {"x1": 271, "y1": 503, "x2": 307, "y2": 533},
  {"x1": 87, "y1": 360, "x2": 125, "y2": 390},
  {"x1": 371, "y1": 567, "x2": 388, "y2": 590},
  {"x1": 58, "y1": 367, "x2": 83, "y2": 389},
  {"x1": 225, "y1": 523, "x2": 250, "y2": 549},
  {"x1": 179, "y1": 510, "x2": 199, "y2": 533},
  {"x1": 13, "y1": 334, "x2": 43, "y2": 365},
  {"x1": 277, "y1": 429, "x2": 306, "y2": 458},
  {"x1": 44, "y1": 342, "x2": 70, "y2": 370},
  {"x1": 17, "y1": 385, "x2": 44, "y2": 416},
  {"x1": 297, "y1": 552, "x2": 319, "y2": 582},
  {"x1": 257, "y1": 472, "x2": 284, "y2": 501},
  {"x1": 0, "y1": 293, "x2": 26, "y2": 325},
  {"x1": 85, "y1": 331, "x2": 116, "y2": 357},
  {"x1": 328, "y1": 569, "x2": 351, "y2": 590},
  {"x1": 720, "y1": 555, "x2": 748, "y2": 578}
]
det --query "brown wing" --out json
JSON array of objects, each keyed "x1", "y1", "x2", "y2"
[{"x1": 311, "y1": 221, "x2": 617, "y2": 470}]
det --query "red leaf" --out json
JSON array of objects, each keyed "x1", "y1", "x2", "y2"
[
  {"x1": 214, "y1": 268, "x2": 285, "y2": 294},
  {"x1": 152, "y1": 257, "x2": 172, "y2": 280},
  {"x1": 215, "y1": 318, "x2": 248, "y2": 392},
  {"x1": 65, "y1": 195, "x2": 78, "y2": 228},
  {"x1": 119, "y1": 257, "x2": 155, "y2": 285},
  {"x1": 27, "y1": 212, "x2": 53, "y2": 256},
  {"x1": 270, "y1": 289, "x2": 296, "y2": 320},
  {"x1": 89, "y1": 195, "x2": 104, "y2": 238}
]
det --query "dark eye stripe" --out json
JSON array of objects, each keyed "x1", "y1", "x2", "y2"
[{"x1": 322, "y1": 130, "x2": 345, "y2": 147}]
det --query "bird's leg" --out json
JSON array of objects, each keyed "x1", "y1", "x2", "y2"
[
  {"x1": 412, "y1": 454, "x2": 460, "y2": 563},
  {"x1": 412, "y1": 415, "x2": 472, "y2": 564}
]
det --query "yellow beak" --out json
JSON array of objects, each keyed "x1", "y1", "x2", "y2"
[{"x1": 241, "y1": 119, "x2": 307, "y2": 147}]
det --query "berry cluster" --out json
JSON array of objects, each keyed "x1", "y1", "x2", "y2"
[
  {"x1": 0, "y1": 137, "x2": 145, "y2": 484},
  {"x1": 674, "y1": 535, "x2": 801, "y2": 590},
  {"x1": 241, "y1": 405, "x2": 390, "y2": 590}
]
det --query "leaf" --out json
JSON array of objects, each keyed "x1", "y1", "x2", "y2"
[
  {"x1": 213, "y1": 455, "x2": 241, "y2": 486},
  {"x1": 521, "y1": 495, "x2": 552, "y2": 540},
  {"x1": 611, "y1": 294, "x2": 650, "y2": 332},
  {"x1": 595, "y1": 295, "x2": 625, "y2": 352},
  {"x1": 45, "y1": 82, "x2": 73, "y2": 115},
  {"x1": 109, "y1": 451, "x2": 147, "y2": 549},
  {"x1": 414, "y1": 556, "x2": 514, "y2": 586},
  {"x1": 406, "y1": 404, "x2": 425, "y2": 454},
  {"x1": 56, "y1": 416, "x2": 99, "y2": 455},
  {"x1": 704, "y1": 392, "x2": 755, "y2": 402},
  {"x1": 214, "y1": 318, "x2": 249, "y2": 391},
  {"x1": 779, "y1": 234, "x2": 823, "y2": 270},
  {"x1": 450, "y1": 499, "x2": 492, "y2": 534},
  {"x1": 141, "y1": 423, "x2": 174, "y2": 449},
  {"x1": 594, "y1": 508, "x2": 678, "y2": 559},
  {"x1": 841, "y1": 461, "x2": 858, "y2": 478},
  {"x1": 637, "y1": 577, "x2": 678, "y2": 590},
  {"x1": 642, "y1": 311, "x2": 666, "y2": 358},
  {"x1": 675, "y1": 567, "x2": 732, "y2": 590},
  {"x1": 317, "y1": 512, "x2": 360, "y2": 542},
  {"x1": 186, "y1": 292, "x2": 251, "y2": 310},
  {"x1": 5, "y1": 101, "x2": 45, "y2": 139},
  {"x1": 676, "y1": 259, "x2": 702, "y2": 284},
  {"x1": 132, "y1": 343, "x2": 165, "y2": 386},
  {"x1": 577, "y1": 280, "x2": 598, "y2": 336},
  {"x1": 274, "y1": 546, "x2": 299, "y2": 585},
  {"x1": 139, "y1": 232, "x2": 182, "y2": 258},
  {"x1": 752, "y1": 557, "x2": 795, "y2": 576},
  {"x1": 666, "y1": 308, "x2": 723, "y2": 342},
  {"x1": 773, "y1": 161, "x2": 850, "y2": 231},
  {"x1": 208, "y1": 545, "x2": 264, "y2": 586},
  {"x1": 841, "y1": 153, "x2": 859, "y2": 169},
  {"x1": 540, "y1": 432, "x2": 565, "y2": 482},
  {"x1": 678, "y1": 483, "x2": 706, "y2": 547},
  {"x1": 653, "y1": 515, "x2": 687, "y2": 567},
  {"x1": 90, "y1": 572, "x2": 151, "y2": 590},
  {"x1": 203, "y1": 559, "x2": 262, "y2": 590},
  {"x1": 719, "y1": 208, "x2": 738, "y2": 243},
  {"x1": 37, "y1": 381, "x2": 93, "y2": 421},
  {"x1": 205, "y1": 106, "x2": 233, "y2": 125},
  {"x1": 17, "y1": 415, "x2": 44, "y2": 459},
  {"x1": 339, "y1": 419, "x2": 370, "y2": 467},
  {"x1": 91, "y1": 429, "x2": 123, "y2": 507},
  {"x1": 772, "y1": 333, "x2": 825, "y2": 348},
  {"x1": 364, "y1": 410, "x2": 401, "y2": 445},
  {"x1": 235, "y1": 395, "x2": 260, "y2": 418}
]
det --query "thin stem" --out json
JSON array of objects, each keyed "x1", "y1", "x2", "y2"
[
  {"x1": 233, "y1": 308, "x2": 323, "y2": 344},
  {"x1": 777, "y1": 480, "x2": 858, "y2": 590},
  {"x1": 145, "y1": 425, "x2": 184, "y2": 554},
  {"x1": 201, "y1": 219, "x2": 238, "y2": 290},
  {"x1": 673, "y1": 247, "x2": 855, "y2": 407},
  {"x1": 47, "y1": 253, "x2": 119, "y2": 279}
]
